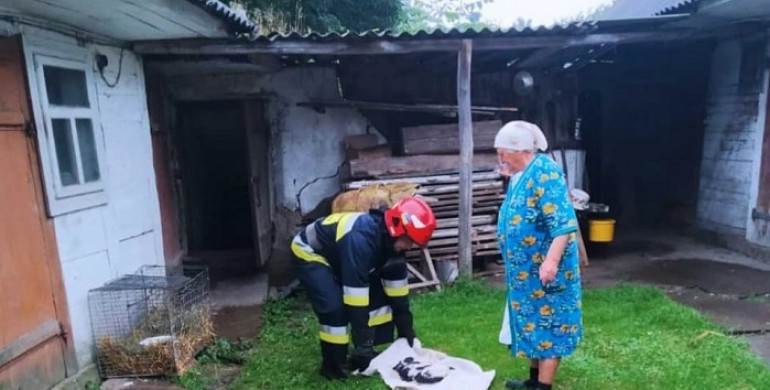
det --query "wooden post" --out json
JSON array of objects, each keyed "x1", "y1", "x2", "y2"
[{"x1": 457, "y1": 39, "x2": 474, "y2": 277}]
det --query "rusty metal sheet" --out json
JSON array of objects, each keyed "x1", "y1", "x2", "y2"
[
  {"x1": 0, "y1": 36, "x2": 69, "y2": 389},
  {"x1": 0, "y1": 320, "x2": 61, "y2": 367},
  {"x1": 0, "y1": 37, "x2": 59, "y2": 348},
  {"x1": 0, "y1": 339, "x2": 66, "y2": 390}
]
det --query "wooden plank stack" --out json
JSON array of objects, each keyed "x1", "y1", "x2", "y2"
[
  {"x1": 348, "y1": 120, "x2": 503, "y2": 179},
  {"x1": 401, "y1": 120, "x2": 502, "y2": 155},
  {"x1": 345, "y1": 169, "x2": 505, "y2": 264},
  {"x1": 342, "y1": 120, "x2": 507, "y2": 283},
  {"x1": 349, "y1": 153, "x2": 498, "y2": 179}
]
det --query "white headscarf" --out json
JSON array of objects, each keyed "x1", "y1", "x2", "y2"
[{"x1": 493, "y1": 121, "x2": 548, "y2": 152}]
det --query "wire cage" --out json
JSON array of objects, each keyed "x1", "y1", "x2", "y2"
[{"x1": 88, "y1": 265, "x2": 214, "y2": 378}]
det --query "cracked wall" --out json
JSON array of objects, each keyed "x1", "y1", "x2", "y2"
[{"x1": 166, "y1": 67, "x2": 384, "y2": 273}]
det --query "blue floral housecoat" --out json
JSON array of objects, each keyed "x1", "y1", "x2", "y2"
[{"x1": 497, "y1": 154, "x2": 583, "y2": 359}]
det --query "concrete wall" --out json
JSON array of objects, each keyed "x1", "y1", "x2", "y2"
[
  {"x1": 19, "y1": 25, "x2": 164, "y2": 368},
  {"x1": 697, "y1": 38, "x2": 767, "y2": 235},
  {"x1": 165, "y1": 67, "x2": 385, "y2": 284},
  {"x1": 167, "y1": 67, "x2": 384, "y2": 230}
]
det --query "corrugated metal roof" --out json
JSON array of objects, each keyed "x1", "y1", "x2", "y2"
[
  {"x1": 187, "y1": 0, "x2": 258, "y2": 35},
  {"x1": 260, "y1": 24, "x2": 589, "y2": 42},
  {"x1": 590, "y1": 0, "x2": 700, "y2": 21},
  {"x1": 656, "y1": 0, "x2": 702, "y2": 15},
  {"x1": 256, "y1": 18, "x2": 674, "y2": 43}
]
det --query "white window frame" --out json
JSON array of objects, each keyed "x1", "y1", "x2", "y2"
[{"x1": 25, "y1": 43, "x2": 108, "y2": 216}]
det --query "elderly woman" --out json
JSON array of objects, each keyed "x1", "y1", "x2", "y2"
[{"x1": 495, "y1": 121, "x2": 583, "y2": 390}]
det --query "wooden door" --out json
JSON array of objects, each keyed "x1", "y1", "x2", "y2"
[
  {"x1": 754, "y1": 76, "x2": 770, "y2": 241},
  {"x1": 0, "y1": 36, "x2": 74, "y2": 390},
  {"x1": 146, "y1": 71, "x2": 184, "y2": 270},
  {"x1": 244, "y1": 100, "x2": 272, "y2": 267}
]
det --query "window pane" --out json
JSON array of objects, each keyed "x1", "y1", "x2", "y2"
[
  {"x1": 43, "y1": 66, "x2": 89, "y2": 107},
  {"x1": 76, "y1": 119, "x2": 101, "y2": 183},
  {"x1": 52, "y1": 119, "x2": 79, "y2": 186}
]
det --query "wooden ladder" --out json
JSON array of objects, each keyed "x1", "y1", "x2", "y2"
[{"x1": 407, "y1": 248, "x2": 442, "y2": 291}]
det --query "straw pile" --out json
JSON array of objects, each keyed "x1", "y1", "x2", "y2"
[
  {"x1": 97, "y1": 304, "x2": 215, "y2": 377},
  {"x1": 331, "y1": 182, "x2": 419, "y2": 213}
]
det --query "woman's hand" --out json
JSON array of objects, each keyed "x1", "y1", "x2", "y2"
[
  {"x1": 539, "y1": 258, "x2": 558, "y2": 285},
  {"x1": 541, "y1": 235, "x2": 569, "y2": 285}
]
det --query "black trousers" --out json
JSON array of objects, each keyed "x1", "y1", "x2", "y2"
[{"x1": 293, "y1": 257, "x2": 396, "y2": 365}]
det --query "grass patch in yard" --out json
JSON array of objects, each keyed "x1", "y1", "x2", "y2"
[
  {"x1": 174, "y1": 363, "x2": 242, "y2": 390},
  {"x1": 747, "y1": 294, "x2": 769, "y2": 304},
  {"x1": 230, "y1": 282, "x2": 770, "y2": 390},
  {"x1": 174, "y1": 339, "x2": 251, "y2": 390}
]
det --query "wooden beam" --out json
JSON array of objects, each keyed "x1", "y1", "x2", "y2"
[
  {"x1": 401, "y1": 120, "x2": 503, "y2": 155},
  {"x1": 472, "y1": 51, "x2": 509, "y2": 67},
  {"x1": 133, "y1": 31, "x2": 695, "y2": 56},
  {"x1": 296, "y1": 100, "x2": 517, "y2": 116},
  {"x1": 432, "y1": 225, "x2": 498, "y2": 239},
  {"x1": 345, "y1": 171, "x2": 500, "y2": 189},
  {"x1": 437, "y1": 215, "x2": 495, "y2": 229},
  {"x1": 518, "y1": 46, "x2": 565, "y2": 68},
  {"x1": 564, "y1": 43, "x2": 618, "y2": 72},
  {"x1": 388, "y1": 52, "x2": 457, "y2": 75},
  {"x1": 409, "y1": 280, "x2": 442, "y2": 290},
  {"x1": 407, "y1": 263, "x2": 430, "y2": 283},
  {"x1": 457, "y1": 39, "x2": 474, "y2": 278},
  {"x1": 349, "y1": 153, "x2": 498, "y2": 178},
  {"x1": 418, "y1": 181, "x2": 501, "y2": 196}
]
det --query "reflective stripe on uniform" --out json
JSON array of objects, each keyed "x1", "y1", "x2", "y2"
[
  {"x1": 291, "y1": 236, "x2": 329, "y2": 266},
  {"x1": 368, "y1": 305, "x2": 393, "y2": 327},
  {"x1": 322, "y1": 213, "x2": 345, "y2": 225},
  {"x1": 336, "y1": 213, "x2": 362, "y2": 241},
  {"x1": 319, "y1": 325, "x2": 349, "y2": 345},
  {"x1": 342, "y1": 286, "x2": 370, "y2": 307},
  {"x1": 305, "y1": 223, "x2": 322, "y2": 251},
  {"x1": 383, "y1": 278, "x2": 409, "y2": 297}
]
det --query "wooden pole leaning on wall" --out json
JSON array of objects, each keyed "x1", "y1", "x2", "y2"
[{"x1": 457, "y1": 39, "x2": 474, "y2": 277}]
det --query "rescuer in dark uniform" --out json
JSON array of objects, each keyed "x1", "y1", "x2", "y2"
[{"x1": 291, "y1": 197, "x2": 437, "y2": 380}]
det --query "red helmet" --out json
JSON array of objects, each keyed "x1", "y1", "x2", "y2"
[{"x1": 384, "y1": 197, "x2": 437, "y2": 247}]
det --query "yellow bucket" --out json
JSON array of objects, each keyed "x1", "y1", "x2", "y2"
[{"x1": 589, "y1": 219, "x2": 616, "y2": 242}]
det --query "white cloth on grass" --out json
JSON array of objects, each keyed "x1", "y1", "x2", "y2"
[
  {"x1": 499, "y1": 303, "x2": 511, "y2": 346},
  {"x1": 360, "y1": 338, "x2": 496, "y2": 390},
  {"x1": 498, "y1": 173, "x2": 520, "y2": 347}
]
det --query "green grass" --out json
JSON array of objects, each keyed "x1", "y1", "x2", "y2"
[
  {"x1": 747, "y1": 294, "x2": 769, "y2": 304},
  {"x1": 174, "y1": 339, "x2": 252, "y2": 390},
  {"x1": 175, "y1": 365, "x2": 212, "y2": 390},
  {"x1": 228, "y1": 282, "x2": 770, "y2": 390}
]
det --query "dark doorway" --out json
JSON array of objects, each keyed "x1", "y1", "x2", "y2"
[
  {"x1": 178, "y1": 101, "x2": 254, "y2": 253},
  {"x1": 578, "y1": 42, "x2": 711, "y2": 229},
  {"x1": 175, "y1": 99, "x2": 272, "y2": 313}
]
